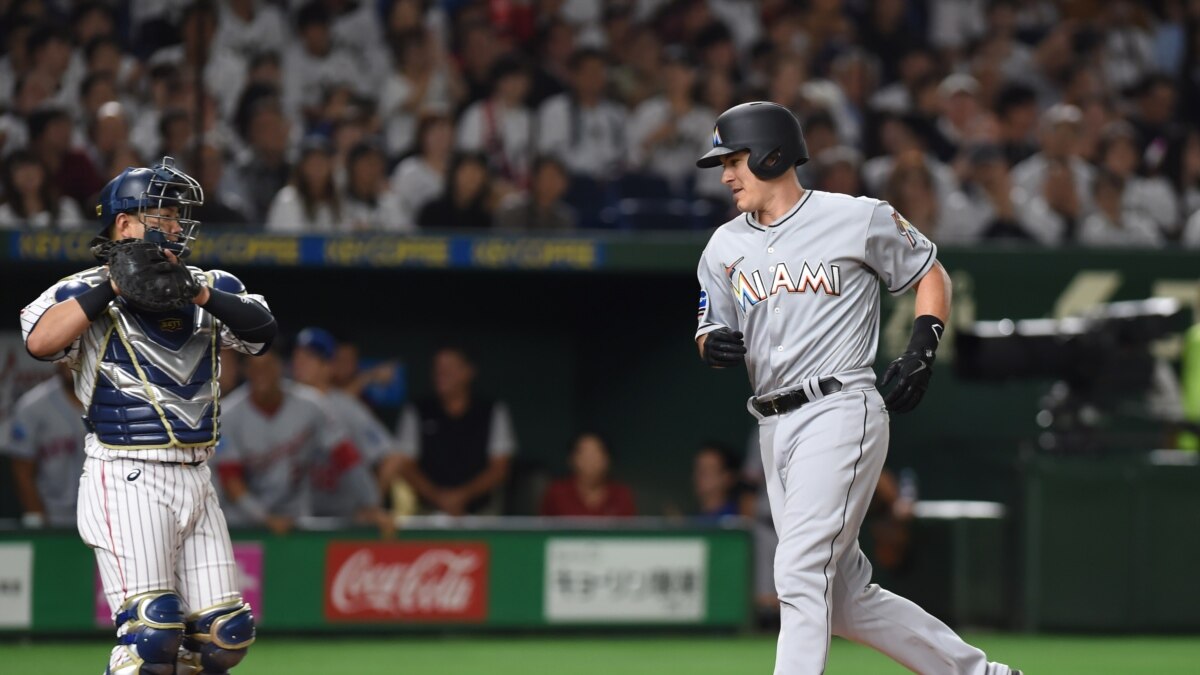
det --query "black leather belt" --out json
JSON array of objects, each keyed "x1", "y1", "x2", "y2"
[{"x1": 752, "y1": 378, "x2": 843, "y2": 417}]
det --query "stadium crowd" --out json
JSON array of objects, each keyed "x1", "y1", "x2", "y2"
[{"x1": 0, "y1": 0, "x2": 1198, "y2": 243}]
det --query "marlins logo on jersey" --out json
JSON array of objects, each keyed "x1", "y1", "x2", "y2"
[
  {"x1": 723, "y1": 256, "x2": 842, "y2": 312},
  {"x1": 892, "y1": 210, "x2": 921, "y2": 249}
]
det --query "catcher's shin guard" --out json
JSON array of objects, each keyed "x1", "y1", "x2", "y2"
[
  {"x1": 107, "y1": 591, "x2": 186, "y2": 675},
  {"x1": 182, "y1": 599, "x2": 256, "y2": 673}
]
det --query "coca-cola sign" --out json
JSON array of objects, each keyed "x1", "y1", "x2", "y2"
[{"x1": 325, "y1": 542, "x2": 489, "y2": 622}]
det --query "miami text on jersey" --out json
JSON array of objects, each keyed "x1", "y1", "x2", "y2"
[{"x1": 725, "y1": 258, "x2": 842, "y2": 311}]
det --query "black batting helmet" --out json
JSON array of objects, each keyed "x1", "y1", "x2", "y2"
[{"x1": 696, "y1": 101, "x2": 808, "y2": 179}]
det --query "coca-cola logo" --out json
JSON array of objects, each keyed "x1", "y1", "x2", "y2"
[{"x1": 324, "y1": 542, "x2": 489, "y2": 622}]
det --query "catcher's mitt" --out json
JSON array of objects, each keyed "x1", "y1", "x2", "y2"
[{"x1": 105, "y1": 240, "x2": 201, "y2": 313}]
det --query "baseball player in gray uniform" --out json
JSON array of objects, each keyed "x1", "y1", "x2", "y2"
[
  {"x1": 20, "y1": 158, "x2": 276, "y2": 675},
  {"x1": 2, "y1": 363, "x2": 85, "y2": 528},
  {"x1": 291, "y1": 327, "x2": 397, "y2": 500},
  {"x1": 694, "y1": 102, "x2": 1019, "y2": 675},
  {"x1": 217, "y1": 346, "x2": 386, "y2": 532}
]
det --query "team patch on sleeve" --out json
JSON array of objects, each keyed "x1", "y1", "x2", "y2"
[
  {"x1": 891, "y1": 210, "x2": 921, "y2": 249},
  {"x1": 697, "y1": 290, "x2": 709, "y2": 319}
]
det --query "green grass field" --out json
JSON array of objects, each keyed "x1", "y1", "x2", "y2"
[{"x1": 4, "y1": 633, "x2": 1198, "y2": 673}]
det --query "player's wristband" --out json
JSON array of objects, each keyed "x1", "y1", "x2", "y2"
[
  {"x1": 75, "y1": 282, "x2": 117, "y2": 321},
  {"x1": 906, "y1": 315, "x2": 945, "y2": 355}
]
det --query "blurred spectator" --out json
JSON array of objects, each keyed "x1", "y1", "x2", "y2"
[
  {"x1": 457, "y1": 56, "x2": 534, "y2": 189},
  {"x1": 213, "y1": 0, "x2": 289, "y2": 60},
  {"x1": 76, "y1": 72, "x2": 118, "y2": 135},
  {"x1": 283, "y1": 1, "x2": 365, "y2": 127},
  {"x1": 884, "y1": 154, "x2": 942, "y2": 241},
  {"x1": 395, "y1": 346, "x2": 517, "y2": 516},
  {"x1": 380, "y1": 28, "x2": 462, "y2": 159},
  {"x1": 764, "y1": 55, "x2": 807, "y2": 118},
  {"x1": 191, "y1": 141, "x2": 252, "y2": 226},
  {"x1": 941, "y1": 143, "x2": 1029, "y2": 244},
  {"x1": 795, "y1": 110, "x2": 839, "y2": 186},
  {"x1": 266, "y1": 137, "x2": 340, "y2": 232},
  {"x1": 928, "y1": 0, "x2": 987, "y2": 55},
  {"x1": 1095, "y1": 121, "x2": 1178, "y2": 238},
  {"x1": 83, "y1": 98, "x2": 130, "y2": 180},
  {"x1": 1078, "y1": 170, "x2": 1165, "y2": 248},
  {"x1": 693, "y1": 443, "x2": 748, "y2": 521},
  {"x1": 391, "y1": 113, "x2": 453, "y2": 225},
  {"x1": 331, "y1": 342, "x2": 398, "y2": 401},
  {"x1": 343, "y1": 140, "x2": 409, "y2": 232},
  {"x1": 1128, "y1": 73, "x2": 1180, "y2": 176},
  {"x1": 26, "y1": 106, "x2": 103, "y2": 207},
  {"x1": 1011, "y1": 104, "x2": 1095, "y2": 245},
  {"x1": 1, "y1": 363, "x2": 85, "y2": 528},
  {"x1": 327, "y1": 0, "x2": 390, "y2": 91},
  {"x1": 417, "y1": 152, "x2": 496, "y2": 229},
  {"x1": 536, "y1": 47, "x2": 628, "y2": 182},
  {"x1": 626, "y1": 46, "x2": 714, "y2": 196},
  {"x1": 857, "y1": 0, "x2": 917, "y2": 82},
  {"x1": 1097, "y1": 1, "x2": 1156, "y2": 93},
  {"x1": 456, "y1": 20, "x2": 505, "y2": 106},
  {"x1": 826, "y1": 48, "x2": 878, "y2": 149},
  {"x1": 0, "y1": 149, "x2": 85, "y2": 229},
  {"x1": 930, "y1": 73, "x2": 988, "y2": 162},
  {"x1": 74, "y1": 0, "x2": 115, "y2": 45},
  {"x1": 539, "y1": 432, "x2": 636, "y2": 517},
  {"x1": 147, "y1": 0, "x2": 246, "y2": 122},
  {"x1": 695, "y1": 21, "x2": 739, "y2": 83},
  {"x1": 0, "y1": 16, "x2": 36, "y2": 111},
  {"x1": 82, "y1": 36, "x2": 140, "y2": 94},
  {"x1": 157, "y1": 107, "x2": 191, "y2": 161},
  {"x1": 28, "y1": 24, "x2": 85, "y2": 115},
  {"x1": 291, "y1": 327, "x2": 397, "y2": 497},
  {"x1": 218, "y1": 346, "x2": 388, "y2": 533},
  {"x1": 812, "y1": 146, "x2": 864, "y2": 197},
  {"x1": 608, "y1": 24, "x2": 660, "y2": 108},
  {"x1": 0, "y1": 71, "x2": 55, "y2": 156},
  {"x1": 495, "y1": 155, "x2": 575, "y2": 231},
  {"x1": 862, "y1": 115, "x2": 958, "y2": 206},
  {"x1": 993, "y1": 83, "x2": 1040, "y2": 166},
  {"x1": 129, "y1": 63, "x2": 181, "y2": 160},
  {"x1": 873, "y1": 44, "x2": 936, "y2": 115},
  {"x1": 528, "y1": 18, "x2": 575, "y2": 105}
]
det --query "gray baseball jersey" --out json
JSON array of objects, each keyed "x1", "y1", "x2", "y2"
[
  {"x1": 2, "y1": 376, "x2": 86, "y2": 526},
  {"x1": 323, "y1": 390, "x2": 395, "y2": 465},
  {"x1": 695, "y1": 190, "x2": 1014, "y2": 675},
  {"x1": 696, "y1": 191, "x2": 935, "y2": 398},
  {"x1": 217, "y1": 381, "x2": 377, "y2": 521}
]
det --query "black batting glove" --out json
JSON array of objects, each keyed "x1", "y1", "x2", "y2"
[
  {"x1": 881, "y1": 315, "x2": 944, "y2": 413},
  {"x1": 702, "y1": 328, "x2": 746, "y2": 368}
]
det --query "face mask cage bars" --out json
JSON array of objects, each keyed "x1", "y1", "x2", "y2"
[{"x1": 137, "y1": 156, "x2": 204, "y2": 257}]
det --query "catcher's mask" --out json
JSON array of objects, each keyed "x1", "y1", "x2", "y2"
[{"x1": 95, "y1": 156, "x2": 204, "y2": 258}]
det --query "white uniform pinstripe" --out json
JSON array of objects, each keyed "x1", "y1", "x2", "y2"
[
  {"x1": 77, "y1": 454, "x2": 240, "y2": 614},
  {"x1": 23, "y1": 266, "x2": 268, "y2": 671}
]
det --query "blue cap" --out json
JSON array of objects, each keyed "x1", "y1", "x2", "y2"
[{"x1": 295, "y1": 327, "x2": 336, "y2": 360}]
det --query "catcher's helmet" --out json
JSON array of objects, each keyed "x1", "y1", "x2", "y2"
[
  {"x1": 95, "y1": 156, "x2": 204, "y2": 257},
  {"x1": 696, "y1": 101, "x2": 808, "y2": 179}
]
